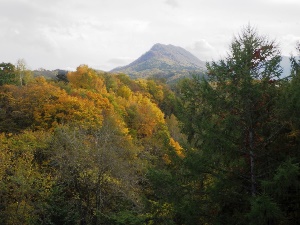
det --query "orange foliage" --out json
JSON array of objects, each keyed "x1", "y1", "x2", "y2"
[
  {"x1": 1, "y1": 77, "x2": 105, "y2": 130},
  {"x1": 67, "y1": 65, "x2": 106, "y2": 93},
  {"x1": 129, "y1": 94, "x2": 165, "y2": 138}
]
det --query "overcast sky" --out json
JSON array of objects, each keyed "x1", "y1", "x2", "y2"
[{"x1": 1, "y1": 0, "x2": 299, "y2": 71}]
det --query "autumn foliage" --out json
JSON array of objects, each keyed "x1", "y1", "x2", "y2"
[
  {"x1": 0, "y1": 64, "x2": 182, "y2": 224},
  {"x1": 1, "y1": 31, "x2": 299, "y2": 224}
]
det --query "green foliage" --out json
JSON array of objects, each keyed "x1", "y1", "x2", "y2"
[
  {"x1": 0, "y1": 63, "x2": 179, "y2": 224},
  {"x1": 0, "y1": 131, "x2": 53, "y2": 225},
  {"x1": 279, "y1": 42, "x2": 300, "y2": 157},
  {"x1": 248, "y1": 195, "x2": 283, "y2": 225},
  {"x1": 0, "y1": 30, "x2": 299, "y2": 225},
  {"x1": 111, "y1": 211, "x2": 145, "y2": 225},
  {"x1": 264, "y1": 159, "x2": 300, "y2": 194},
  {"x1": 36, "y1": 185, "x2": 79, "y2": 225},
  {"x1": 172, "y1": 25, "x2": 291, "y2": 224},
  {"x1": 47, "y1": 121, "x2": 143, "y2": 224},
  {"x1": 0, "y1": 62, "x2": 17, "y2": 85},
  {"x1": 290, "y1": 42, "x2": 300, "y2": 76},
  {"x1": 15, "y1": 59, "x2": 33, "y2": 86},
  {"x1": 56, "y1": 70, "x2": 69, "y2": 83},
  {"x1": 261, "y1": 159, "x2": 300, "y2": 224}
]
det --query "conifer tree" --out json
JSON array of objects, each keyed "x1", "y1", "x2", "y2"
[{"x1": 178, "y1": 25, "x2": 284, "y2": 224}]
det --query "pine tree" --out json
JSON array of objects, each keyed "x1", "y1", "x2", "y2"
[
  {"x1": 178, "y1": 25, "x2": 284, "y2": 224},
  {"x1": 267, "y1": 42, "x2": 300, "y2": 224}
]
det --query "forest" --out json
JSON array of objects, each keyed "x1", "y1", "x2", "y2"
[{"x1": 0, "y1": 27, "x2": 300, "y2": 225}]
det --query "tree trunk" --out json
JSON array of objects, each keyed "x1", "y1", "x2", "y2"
[{"x1": 249, "y1": 129, "x2": 256, "y2": 196}]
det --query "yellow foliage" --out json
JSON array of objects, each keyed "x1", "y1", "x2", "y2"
[
  {"x1": 117, "y1": 85, "x2": 132, "y2": 99},
  {"x1": 170, "y1": 137, "x2": 185, "y2": 158},
  {"x1": 2, "y1": 77, "x2": 106, "y2": 130},
  {"x1": 0, "y1": 131, "x2": 54, "y2": 224},
  {"x1": 148, "y1": 200, "x2": 174, "y2": 220},
  {"x1": 36, "y1": 93, "x2": 104, "y2": 130},
  {"x1": 146, "y1": 80, "x2": 164, "y2": 102},
  {"x1": 67, "y1": 65, "x2": 106, "y2": 92},
  {"x1": 163, "y1": 153, "x2": 171, "y2": 164},
  {"x1": 136, "y1": 79, "x2": 148, "y2": 91},
  {"x1": 83, "y1": 90, "x2": 113, "y2": 112},
  {"x1": 131, "y1": 94, "x2": 165, "y2": 137},
  {"x1": 288, "y1": 129, "x2": 300, "y2": 138},
  {"x1": 0, "y1": 133, "x2": 11, "y2": 181}
]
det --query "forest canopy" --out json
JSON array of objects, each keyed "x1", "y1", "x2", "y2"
[{"x1": 0, "y1": 26, "x2": 299, "y2": 225}]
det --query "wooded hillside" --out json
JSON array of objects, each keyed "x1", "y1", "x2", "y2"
[{"x1": 0, "y1": 27, "x2": 299, "y2": 225}]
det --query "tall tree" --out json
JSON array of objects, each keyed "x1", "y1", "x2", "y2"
[
  {"x1": 178, "y1": 25, "x2": 284, "y2": 224},
  {"x1": 15, "y1": 59, "x2": 32, "y2": 86},
  {"x1": 267, "y1": 42, "x2": 300, "y2": 224}
]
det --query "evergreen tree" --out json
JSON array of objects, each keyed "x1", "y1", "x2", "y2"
[
  {"x1": 268, "y1": 42, "x2": 300, "y2": 224},
  {"x1": 178, "y1": 25, "x2": 285, "y2": 224}
]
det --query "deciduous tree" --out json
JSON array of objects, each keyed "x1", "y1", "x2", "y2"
[{"x1": 0, "y1": 63, "x2": 17, "y2": 85}]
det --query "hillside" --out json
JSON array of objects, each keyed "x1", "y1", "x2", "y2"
[{"x1": 111, "y1": 43, "x2": 206, "y2": 82}]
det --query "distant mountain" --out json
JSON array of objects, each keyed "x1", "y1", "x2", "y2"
[
  {"x1": 280, "y1": 56, "x2": 296, "y2": 78},
  {"x1": 32, "y1": 69, "x2": 69, "y2": 80},
  {"x1": 32, "y1": 69, "x2": 58, "y2": 79},
  {"x1": 111, "y1": 43, "x2": 206, "y2": 82}
]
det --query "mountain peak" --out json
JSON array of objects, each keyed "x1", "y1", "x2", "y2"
[
  {"x1": 111, "y1": 43, "x2": 206, "y2": 81},
  {"x1": 151, "y1": 43, "x2": 173, "y2": 50},
  {"x1": 151, "y1": 43, "x2": 165, "y2": 48}
]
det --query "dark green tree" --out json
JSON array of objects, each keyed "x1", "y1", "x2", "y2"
[
  {"x1": 266, "y1": 42, "x2": 300, "y2": 224},
  {"x1": 177, "y1": 25, "x2": 285, "y2": 224},
  {"x1": 0, "y1": 62, "x2": 17, "y2": 85},
  {"x1": 56, "y1": 70, "x2": 69, "y2": 83}
]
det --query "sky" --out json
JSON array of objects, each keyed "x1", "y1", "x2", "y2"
[{"x1": 1, "y1": 0, "x2": 299, "y2": 71}]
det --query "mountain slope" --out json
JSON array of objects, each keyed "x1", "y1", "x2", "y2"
[
  {"x1": 280, "y1": 56, "x2": 300, "y2": 78},
  {"x1": 111, "y1": 43, "x2": 206, "y2": 81}
]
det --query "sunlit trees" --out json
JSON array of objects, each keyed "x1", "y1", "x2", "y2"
[
  {"x1": 128, "y1": 94, "x2": 165, "y2": 138},
  {"x1": 0, "y1": 62, "x2": 181, "y2": 224},
  {"x1": 67, "y1": 65, "x2": 106, "y2": 93},
  {"x1": 0, "y1": 131, "x2": 52, "y2": 225},
  {"x1": 1, "y1": 31, "x2": 299, "y2": 224},
  {"x1": 0, "y1": 76, "x2": 107, "y2": 132}
]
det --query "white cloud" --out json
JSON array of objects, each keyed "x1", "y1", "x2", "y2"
[
  {"x1": 113, "y1": 20, "x2": 150, "y2": 33},
  {"x1": 279, "y1": 34, "x2": 300, "y2": 56},
  {"x1": 165, "y1": 0, "x2": 179, "y2": 8},
  {"x1": 107, "y1": 57, "x2": 134, "y2": 65},
  {"x1": 266, "y1": 0, "x2": 300, "y2": 3},
  {"x1": 191, "y1": 39, "x2": 214, "y2": 51},
  {"x1": 0, "y1": 0, "x2": 299, "y2": 70},
  {"x1": 187, "y1": 39, "x2": 217, "y2": 61}
]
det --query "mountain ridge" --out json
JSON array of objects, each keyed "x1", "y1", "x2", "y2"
[{"x1": 110, "y1": 43, "x2": 206, "y2": 82}]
